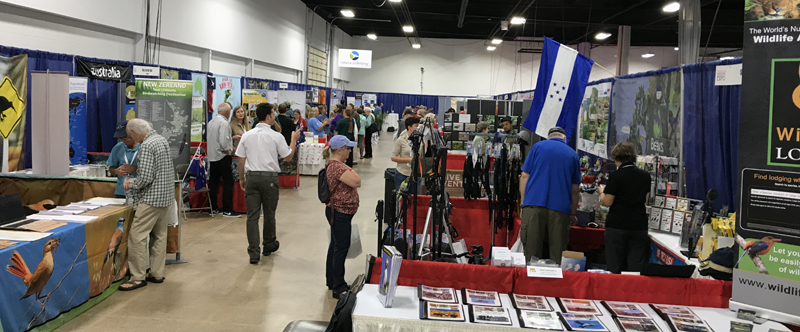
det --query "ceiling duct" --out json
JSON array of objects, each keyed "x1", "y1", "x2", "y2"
[
  {"x1": 457, "y1": 0, "x2": 469, "y2": 28},
  {"x1": 513, "y1": 36, "x2": 545, "y2": 42}
]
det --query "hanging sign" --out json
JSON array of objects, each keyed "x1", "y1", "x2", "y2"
[
  {"x1": 733, "y1": 7, "x2": 800, "y2": 322},
  {"x1": 715, "y1": 64, "x2": 742, "y2": 86},
  {"x1": 577, "y1": 82, "x2": 612, "y2": 159},
  {"x1": 279, "y1": 82, "x2": 289, "y2": 89},
  {"x1": 0, "y1": 54, "x2": 27, "y2": 173},
  {"x1": 338, "y1": 49, "x2": 372, "y2": 69},
  {"x1": 76, "y1": 58, "x2": 130, "y2": 81},
  {"x1": 133, "y1": 65, "x2": 159, "y2": 77}
]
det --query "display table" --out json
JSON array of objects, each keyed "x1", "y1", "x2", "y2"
[
  {"x1": 367, "y1": 258, "x2": 732, "y2": 308},
  {"x1": 353, "y1": 284, "x2": 788, "y2": 332},
  {"x1": 298, "y1": 141, "x2": 326, "y2": 175},
  {"x1": 383, "y1": 113, "x2": 399, "y2": 132},
  {"x1": 0, "y1": 205, "x2": 133, "y2": 332}
]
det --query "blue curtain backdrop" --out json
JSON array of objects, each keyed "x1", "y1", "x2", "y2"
[
  {"x1": 344, "y1": 91, "x2": 439, "y2": 114},
  {"x1": 0, "y1": 46, "x2": 74, "y2": 169},
  {"x1": 683, "y1": 58, "x2": 741, "y2": 212}
]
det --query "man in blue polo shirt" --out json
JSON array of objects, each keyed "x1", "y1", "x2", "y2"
[
  {"x1": 519, "y1": 127, "x2": 581, "y2": 264},
  {"x1": 107, "y1": 120, "x2": 139, "y2": 198}
]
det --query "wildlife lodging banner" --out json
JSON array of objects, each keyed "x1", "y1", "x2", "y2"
[
  {"x1": 0, "y1": 54, "x2": 27, "y2": 172},
  {"x1": 135, "y1": 79, "x2": 193, "y2": 167},
  {"x1": 734, "y1": 6, "x2": 800, "y2": 320}
]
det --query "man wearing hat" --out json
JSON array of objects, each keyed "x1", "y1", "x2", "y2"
[
  {"x1": 107, "y1": 120, "x2": 139, "y2": 198},
  {"x1": 518, "y1": 127, "x2": 581, "y2": 264},
  {"x1": 237, "y1": 103, "x2": 301, "y2": 264}
]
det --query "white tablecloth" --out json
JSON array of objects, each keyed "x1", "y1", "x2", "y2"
[
  {"x1": 298, "y1": 142, "x2": 326, "y2": 175},
  {"x1": 352, "y1": 284, "x2": 789, "y2": 332},
  {"x1": 383, "y1": 113, "x2": 399, "y2": 132}
]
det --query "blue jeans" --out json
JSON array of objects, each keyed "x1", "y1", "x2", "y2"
[
  {"x1": 326, "y1": 206, "x2": 353, "y2": 292},
  {"x1": 393, "y1": 170, "x2": 419, "y2": 195}
]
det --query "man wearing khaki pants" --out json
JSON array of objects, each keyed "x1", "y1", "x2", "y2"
[
  {"x1": 119, "y1": 119, "x2": 175, "y2": 291},
  {"x1": 237, "y1": 103, "x2": 300, "y2": 264},
  {"x1": 518, "y1": 127, "x2": 581, "y2": 264}
]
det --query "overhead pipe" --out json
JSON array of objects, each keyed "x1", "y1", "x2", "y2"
[{"x1": 458, "y1": 0, "x2": 469, "y2": 28}]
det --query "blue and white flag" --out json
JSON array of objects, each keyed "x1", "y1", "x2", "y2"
[{"x1": 523, "y1": 37, "x2": 594, "y2": 141}]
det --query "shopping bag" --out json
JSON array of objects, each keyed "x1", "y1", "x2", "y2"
[
  {"x1": 347, "y1": 224, "x2": 363, "y2": 259},
  {"x1": 371, "y1": 132, "x2": 379, "y2": 145},
  {"x1": 510, "y1": 232, "x2": 524, "y2": 253},
  {"x1": 167, "y1": 199, "x2": 180, "y2": 226}
]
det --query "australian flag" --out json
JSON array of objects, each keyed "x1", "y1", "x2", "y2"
[
  {"x1": 523, "y1": 37, "x2": 594, "y2": 141},
  {"x1": 188, "y1": 149, "x2": 207, "y2": 191}
]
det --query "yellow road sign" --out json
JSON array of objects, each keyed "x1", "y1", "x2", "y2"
[{"x1": 0, "y1": 76, "x2": 25, "y2": 139}]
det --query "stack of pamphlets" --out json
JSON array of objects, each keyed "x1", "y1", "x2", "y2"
[
  {"x1": 650, "y1": 304, "x2": 712, "y2": 332},
  {"x1": 602, "y1": 301, "x2": 661, "y2": 332},
  {"x1": 417, "y1": 284, "x2": 463, "y2": 322}
]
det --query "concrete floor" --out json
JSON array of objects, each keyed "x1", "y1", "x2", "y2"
[{"x1": 56, "y1": 133, "x2": 394, "y2": 332}]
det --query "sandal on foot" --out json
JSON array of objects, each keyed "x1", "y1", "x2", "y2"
[
  {"x1": 119, "y1": 280, "x2": 147, "y2": 291},
  {"x1": 146, "y1": 276, "x2": 165, "y2": 283}
]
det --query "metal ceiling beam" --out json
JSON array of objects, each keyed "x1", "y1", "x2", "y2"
[
  {"x1": 458, "y1": 0, "x2": 469, "y2": 28},
  {"x1": 566, "y1": 0, "x2": 651, "y2": 44}
]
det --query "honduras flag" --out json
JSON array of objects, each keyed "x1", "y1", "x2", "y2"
[
  {"x1": 523, "y1": 37, "x2": 594, "y2": 141},
  {"x1": 188, "y1": 148, "x2": 207, "y2": 191}
]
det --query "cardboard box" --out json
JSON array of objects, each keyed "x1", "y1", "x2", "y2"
[
  {"x1": 561, "y1": 250, "x2": 586, "y2": 271},
  {"x1": 511, "y1": 252, "x2": 526, "y2": 267},
  {"x1": 491, "y1": 247, "x2": 512, "y2": 267}
]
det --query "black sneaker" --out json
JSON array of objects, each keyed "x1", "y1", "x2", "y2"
[
  {"x1": 250, "y1": 257, "x2": 259, "y2": 264},
  {"x1": 223, "y1": 211, "x2": 242, "y2": 218},
  {"x1": 263, "y1": 241, "x2": 280, "y2": 256}
]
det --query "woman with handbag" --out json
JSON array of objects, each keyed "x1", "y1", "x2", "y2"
[
  {"x1": 364, "y1": 109, "x2": 376, "y2": 158},
  {"x1": 323, "y1": 135, "x2": 361, "y2": 299}
]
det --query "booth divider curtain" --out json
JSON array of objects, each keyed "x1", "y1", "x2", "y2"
[
  {"x1": 0, "y1": 46, "x2": 74, "y2": 169},
  {"x1": 345, "y1": 91, "x2": 439, "y2": 115},
  {"x1": 682, "y1": 58, "x2": 741, "y2": 212}
]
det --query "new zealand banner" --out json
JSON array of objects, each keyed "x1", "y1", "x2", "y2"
[
  {"x1": 0, "y1": 54, "x2": 27, "y2": 172},
  {"x1": 76, "y1": 58, "x2": 130, "y2": 81},
  {"x1": 734, "y1": 6, "x2": 800, "y2": 321},
  {"x1": 135, "y1": 79, "x2": 193, "y2": 166},
  {"x1": 68, "y1": 77, "x2": 88, "y2": 165}
]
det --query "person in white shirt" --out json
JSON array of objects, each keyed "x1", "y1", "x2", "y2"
[
  {"x1": 236, "y1": 103, "x2": 301, "y2": 264},
  {"x1": 207, "y1": 103, "x2": 240, "y2": 217}
]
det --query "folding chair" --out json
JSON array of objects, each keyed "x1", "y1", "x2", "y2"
[{"x1": 176, "y1": 147, "x2": 214, "y2": 220}]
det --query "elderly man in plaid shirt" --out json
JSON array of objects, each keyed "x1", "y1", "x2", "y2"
[{"x1": 119, "y1": 119, "x2": 175, "y2": 291}]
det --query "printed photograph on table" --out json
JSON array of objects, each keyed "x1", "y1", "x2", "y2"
[
  {"x1": 420, "y1": 302, "x2": 465, "y2": 321},
  {"x1": 650, "y1": 304, "x2": 697, "y2": 318},
  {"x1": 615, "y1": 317, "x2": 662, "y2": 332},
  {"x1": 667, "y1": 316, "x2": 711, "y2": 332},
  {"x1": 453, "y1": 123, "x2": 465, "y2": 131},
  {"x1": 417, "y1": 284, "x2": 458, "y2": 304},
  {"x1": 519, "y1": 310, "x2": 564, "y2": 330},
  {"x1": 469, "y1": 305, "x2": 512, "y2": 325},
  {"x1": 510, "y1": 293, "x2": 553, "y2": 311},
  {"x1": 559, "y1": 313, "x2": 608, "y2": 331},
  {"x1": 462, "y1": 288, "x2": 502, "y2": 307},
  {"x1": 602, "y1": 302, "x2": 649, "y2": 318},
  {"x1": 730, "y1": 321, "x2": 754, "y2": 332},
  {"x1": 558, "y1": 298, "x2": 602, "y2": 316}
]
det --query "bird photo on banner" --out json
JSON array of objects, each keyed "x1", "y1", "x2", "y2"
[
  {"x1": 737, "y1": 236, "x2": 782, "y2": 274},
  {"x1": 523, "y1": 37, "x2": 594, "y2": 141}
]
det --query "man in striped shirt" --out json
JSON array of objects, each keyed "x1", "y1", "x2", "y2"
[{"x1": 119, "y1": 119, "x2": 175, "y2": 291}]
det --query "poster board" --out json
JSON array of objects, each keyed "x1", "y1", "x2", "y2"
[
  {"x1": 68, "y1": 77, "x2": 88, "y2": 165},
  {"x1": 577, "y1": 82, "x2": 611, "y2": 159},
  {"x1": 276, "y1": 90, "x2": 307, "y2": 117},
  {"x1": 242, "y1": 89, "x2": 269, "y2": 128},
  {"x1": 191, "y1": 73, "x2": 206, "y2": 142},
  {"x1": 608, "y1": 70, "x2": 681, "y2": 158},
  {"x1": 212, "y1": 75, "x2": 241, "y2": 118},
  {"x1": 733, "y1": 10, "x2": 800, "y2": 324},
  {"x1": 135, "y1": 79, "x2": 193, "y2": 166}
]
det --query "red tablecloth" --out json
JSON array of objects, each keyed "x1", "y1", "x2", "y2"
[
  {"x1": 368, "y1": 258, "x2": 732, "y2": 308},
  {"x1": 445, "y1": 153, "x2": 494, "y2": 171},
  {"x1": 399, "y1": 196, "x2": 606, "y2": 254}
]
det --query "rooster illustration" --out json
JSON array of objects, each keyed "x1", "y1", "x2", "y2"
[
  {"x1": 737, "y1": 236, "x2": 781, "y2": 266},
  {"x1": 103, "y1": 219, "x2": 124, "y2": 275},
  {"x1": 6, "y1": 238, "x2": 61, "y2": 300}
]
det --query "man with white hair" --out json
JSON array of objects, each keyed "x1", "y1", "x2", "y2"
[
  {"x1": 518, "y1": 127, "x2": 581, "y2": 264},
  {"x1": 207, "y1": 103, "x2": 239, "y2": 217},
  {"x1": 119, "y1": 119, "x2": 174, "y2": 291}
]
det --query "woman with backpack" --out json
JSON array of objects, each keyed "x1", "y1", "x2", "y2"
[{"x1": 322, "y1": 135, "x2": 361, "y2": 299}]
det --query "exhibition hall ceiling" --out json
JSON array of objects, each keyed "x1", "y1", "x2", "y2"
[{"x1": 302, "y1": 0, "x2": 744, "y2": 48}]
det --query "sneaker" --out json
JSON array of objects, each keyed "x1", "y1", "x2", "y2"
[
  {"x1": 223, "y1": 212, "x2": 242, "y2": 218},
  {"x1": 263, "y1": 241, "x2": 280, "y2": 256}
]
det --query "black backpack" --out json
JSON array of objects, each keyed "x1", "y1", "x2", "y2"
[{"x1": 318, "y1": 167, "x2": 330, "y2": 204}]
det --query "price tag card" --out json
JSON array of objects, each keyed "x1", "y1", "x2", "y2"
[{"x1": 526, "y1": 266, "x2": 564, "y2": 279}]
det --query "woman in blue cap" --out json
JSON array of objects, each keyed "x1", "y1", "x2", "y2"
[{"x1": 323, "y1": 135, "x2": 361, "y2": 299}]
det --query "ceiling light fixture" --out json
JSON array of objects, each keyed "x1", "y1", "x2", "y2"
[
  {"x1": 595, "y1": 32, "x2": 611, "y2": 40},
  {"x1": 341, "y1": 9, "x2": 355, "y2": 17},
  {"x1": 674, "y1": 47, "x2": 679, "y2": 51},
  {"x1": 510, "y1": 17, "x2": 526, "y2": 25},
  {"x1": 389, "y1": 0, "x2": 401, "y2": 2},
  {"x1": 412, "y1": 43, "x2": 421, "y2": 49},
  {"x1": 662, "y1": 2, "x2": 680, "y2": 13},
  {"x1": 403, "y1": 25, "x2": 414, "y2": 33},
  {"x1": 642, "y1": 53, "x2": 655, "y2": 58},
  {"x1": 492, "y1": 39, "x2": 503, "y2": 44},
  {"x1": 720, "y1": 56, "x2": 735, "y2": 60},
  {"x1": 487, "y1": 46, "x2": 497, "y2": 51},
  {"x1": 367, "y1": 34, "x2": 377, "y2": 40}
]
